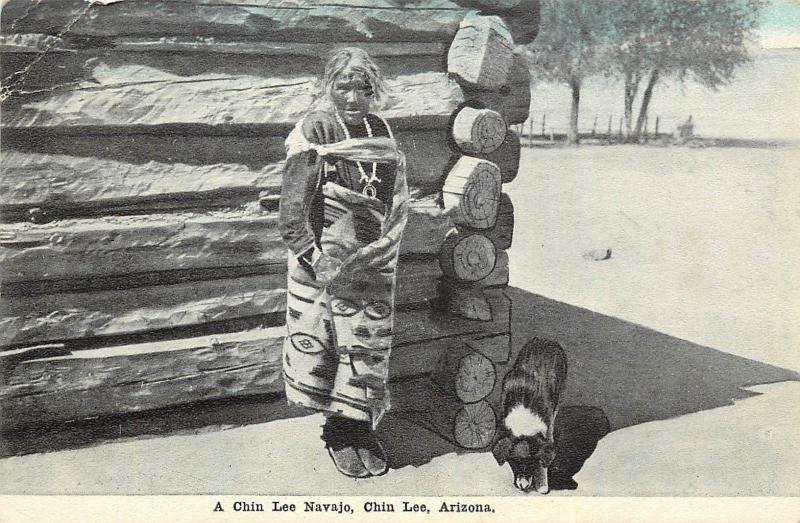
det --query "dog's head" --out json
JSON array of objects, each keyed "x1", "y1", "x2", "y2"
[{"x1": 493, "y1": 432, "x2": 555, "y2": 494}]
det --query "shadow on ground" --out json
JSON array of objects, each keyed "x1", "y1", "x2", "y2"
[
  {"x1": 3, "y1": 287, "x2": 797, "y2": 491},
  {"x1": 504, "y1": 287, "x2": 797, "y2": 431},
  {"x1": 0, "y1": 391, "x2": 310, "y2": 458},
  {"x1": 375, "y1": 287, "x2": 797, "y2": 489}
]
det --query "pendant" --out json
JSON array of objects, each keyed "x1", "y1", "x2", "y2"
[{"x1": 362, "y1": 184, "x2": 377, "y2": 198}]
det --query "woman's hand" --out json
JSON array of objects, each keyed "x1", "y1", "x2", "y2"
[
  {"x1": 312, "y1": 252, "x2": 344, "y2": 284},
  {"x1": 340, "y1": 242, "x2": 396, "y2": 274}
]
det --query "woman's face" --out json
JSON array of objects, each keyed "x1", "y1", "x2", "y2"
[{"x1": 330, "y1": 67, "x2": 374, "y2": 125}]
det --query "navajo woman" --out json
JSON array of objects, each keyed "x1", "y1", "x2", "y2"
[{"x1": 279, "y1": 48, "x2": 409, "y2": 478}]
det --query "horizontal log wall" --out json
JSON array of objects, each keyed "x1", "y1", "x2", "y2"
[
  {"x1": 1, "y1": 0, "x2": 536, "y2": 43},
  {"x1": 1, "y1": 1, "x2": 470, "y2": 42},
  {"x1": 0, "y1": 330, "x2": 286, "y2": 431},
  {"x1": 0, "y1": 150, "x2": 284, "y2": 218},
  {"x1": 1, "y1": 130, "x2": 454, "y2": 218},
  {"x1": 2, "y1": 71, "x2": 463, "y2": 133},
  {"x1": 0, "y1": 197, "x2": 452, "y2": 285},
  {"x1": 0, "y1": 257, "x2": 452, "y2": 348},
  {"x1": 0, "y1": 302, "x2": 510, "y2": 430}
]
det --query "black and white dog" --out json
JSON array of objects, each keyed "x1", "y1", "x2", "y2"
[{"x1": 492, "y1": 337, "x2": 568, "y2": 494}]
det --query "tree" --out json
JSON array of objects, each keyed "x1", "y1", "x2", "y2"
[
  {"x1": 525, "y1": 0, "x2": 616, "y2": 144},
  {"x1": 609, "y1": 0, "x2": 764, "y2": 141},
  {"x1": 604, "y1": 0, "x2": 659, "y2": 139}
]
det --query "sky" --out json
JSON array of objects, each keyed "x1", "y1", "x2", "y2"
[{"x1": 759, "y1": 0, "x2": 800, "y2": 47}]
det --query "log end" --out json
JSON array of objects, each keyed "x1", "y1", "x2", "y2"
[
  {"x1": 454, "y1": 351, "x2": 497, "y2": 403},
  {"x1": 454, "y1": 399, "x2": 497, "y2": 449},
  {"x1": 452, "y1": 106, "x2": 508, "y2": 156},
  {"x1": 442, "y1": 157, "x2": 502, "y2": 230},
  {"x1": 447, "y1": 13, "x2": 514, "y2": 91},
  {"x1": 440, "y1": 232, "x2": 497, "y2": 282},
  {"x1": 444, "y1": 286, "x2": 494, "y2": 321}
]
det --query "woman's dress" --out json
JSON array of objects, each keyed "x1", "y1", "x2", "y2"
[{"x1": 278, "y1": 110, "x2": 408, "y2": 429}]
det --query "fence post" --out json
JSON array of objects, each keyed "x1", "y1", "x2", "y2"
[
  {"x1": 607, "y1": 115, "x2": 612, "y2": 137},
  {"x1": 643, "y1": 116, "x2": 648, "y2": 142},
  {"x1": 655, "y1": 116, "x2": 660, "y2": 138},
  {"x1": 528, "y1": 118, "x2": 533, "y2": 146},
  {"x1": 592, "y1": 116, "x2": 598, "y2": 137},
  {"x1": 541, "y1": 114, "x2": 546, "y2": 138}
]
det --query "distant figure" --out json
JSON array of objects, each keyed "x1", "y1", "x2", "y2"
[
  {"x1": 675, "y1": 115, "x2": 695, "y2": 144},
  {"x1": 278, "y1": 47, "x2": 409, "y2": 478}
]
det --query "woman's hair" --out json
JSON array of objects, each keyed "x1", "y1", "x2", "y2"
[{"x1": 321, "y1": 47, "x2": 388, "y2": 105}]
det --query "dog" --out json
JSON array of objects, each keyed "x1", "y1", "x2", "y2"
[{"x1": 492, "y1": 337, "x2": 567, "y2": 494}]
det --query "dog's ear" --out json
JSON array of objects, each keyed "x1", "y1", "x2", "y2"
[
  {"x1": 538, "y1": 442, "x2": 556, "y2": 466},
  {"x1": 492, "y1": 437, "x2": 513, "y2": 465}
]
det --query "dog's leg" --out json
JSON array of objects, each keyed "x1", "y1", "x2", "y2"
[{"x1": 547, "y1": 406, "x2": 559, "y2": 442}]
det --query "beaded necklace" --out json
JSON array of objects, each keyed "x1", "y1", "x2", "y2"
[{"x1": 334, "y1": 110, "x2": 381, "y2": 198}]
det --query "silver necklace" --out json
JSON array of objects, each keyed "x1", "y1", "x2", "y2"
[{"x1": 334, "y1": 110, "x2": 380, "y2": 198}]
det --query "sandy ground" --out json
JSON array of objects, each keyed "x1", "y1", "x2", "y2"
[
  {"x1": 0, "y1": 381, "x2": 797, "y2": 497},
  {"x1": 1, "y1": 144, "x2": 799, "y2": 497},
  {"x1": 509, "y1": 144, "x2": 800, "y2": 373}
]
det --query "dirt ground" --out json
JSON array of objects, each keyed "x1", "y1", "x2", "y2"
[
  {"x1": 508, "y1": 144, "x2": 800, "y2": 374},
  {"x1": 1, "y1": 144, "x2": 798, "y2": 497}
]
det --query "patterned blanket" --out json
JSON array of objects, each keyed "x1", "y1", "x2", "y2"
[{"x1": 282, "y1": 125, "x2": 408, "y2": 429}]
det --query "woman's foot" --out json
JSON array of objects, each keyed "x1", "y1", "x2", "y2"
[
  {"x1": 321, "y1": 415, "x2": 388, "y2": 478},
  {"x1": 326, "y1": 446, "x2": 371, "y2": 478},
  {"x1": 356, "y1": 437, "x2": 388, "y2": 476}
]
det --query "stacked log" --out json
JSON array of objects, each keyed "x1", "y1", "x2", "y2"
[
  {"x1": 0, "y1": 0, "x2": 535, "y2": 430},
  {"x1": 423, "y1": 393, "x2": 497, "y2": 449},
  {"x1": 390, "y1": 335, "x2": 504, "y2": 450},
  {"x1": 430, "y1": 342, "x2": 498, "y2": 449}
]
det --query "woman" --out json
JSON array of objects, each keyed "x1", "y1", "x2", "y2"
[{"x1": 278, "y1": 48, "x2": 409, "y2": 478}]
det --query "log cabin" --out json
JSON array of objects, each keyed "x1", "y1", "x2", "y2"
[{"x1": 0, "y1": 0, "x2": 538, "y2": 445}]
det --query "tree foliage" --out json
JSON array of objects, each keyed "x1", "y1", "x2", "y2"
[
  {"x1": 526, "y1": 0, "x2": 764, "y2": 143},
  {"x1": 525, "y1": 0, "x2": 617, "y2": 144},
  {"x1": 610, "y1": 0, "x2": 764, "y2": 140}
]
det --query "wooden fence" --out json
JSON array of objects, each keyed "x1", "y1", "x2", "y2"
[{"x1": 511, "y1": 113, "x2": 685, "y2": 145}]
